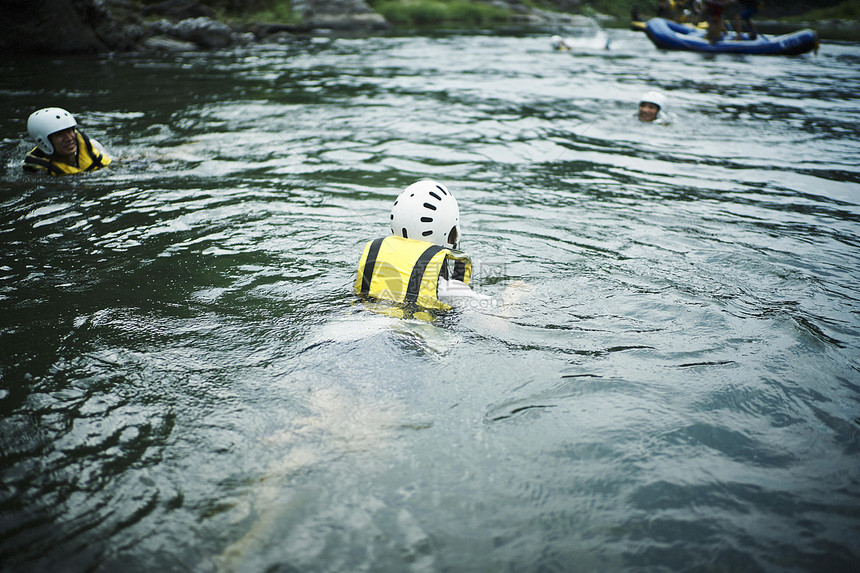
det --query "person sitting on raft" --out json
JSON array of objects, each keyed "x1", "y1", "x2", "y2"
[
  {"x1": 355, "y1": 179, "x2": 489, "y2": 314},
  {"x1": 703, "y1": 0, "x2": 728, "y2": 45},
  {"x1": 733, "y1": 0, "x2": 760, "y2": 40},
  {"x1": 23, "y1": 107, "x2": 111, "y2": 176}
]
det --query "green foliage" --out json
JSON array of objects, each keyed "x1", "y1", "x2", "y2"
[
  {"x1": 582, "y1": 3, "x2": 628, "y2": 20},
  {"x1": 788, "y1": 0, "x2": 860, "y2": 20},
  {"x1": 370, "y1": 0, "x2": 511, "y2": 27},
  {"x1": 219, "y1": 0, "x2": 298, "y2": 24},
  {"x1": 580, "y1": 0, "x2": 640, "y2": 21},
  {"x1": 208, "y1": 0, "x2": 276, "y2": 14}
]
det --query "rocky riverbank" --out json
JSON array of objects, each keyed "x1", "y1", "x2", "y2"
[
  {"x1": 3, "y1": 0, "x2": 855, "y2": 55},
  {"x1": 2, "y1": 0, "x2": 599, "y2": 54}
]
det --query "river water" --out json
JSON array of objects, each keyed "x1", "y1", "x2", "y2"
[{"x1": 1, "y1": 28, "x2": 859, "y2": 572}]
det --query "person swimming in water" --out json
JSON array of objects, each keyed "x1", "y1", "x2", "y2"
[
  {"x1": 638, "y1": 90, "x2": 674, "y2": 125},
  {"x1": 355, "y1": 179, "x2": 489, "y2": 313},
  {"x1": 22, "y1": 107, "x2": 111, "y2": 176}
]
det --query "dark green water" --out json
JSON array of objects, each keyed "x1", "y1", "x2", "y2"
[{"x1": 1, "y1": 30, "x2": 859, "y2": 572}]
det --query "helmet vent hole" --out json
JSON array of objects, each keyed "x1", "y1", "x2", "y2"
[
  {"x1": 422, "y1": 230, "x2": 433, "y2": 237},
  {"x1": 401, "y1": 229, "x2": 408, "y2": 238},
  {"x1": 421, "y1": 217, "x2": 433, "y2": 222},
  {"x1": 436, "y1": 185, "x2": 448, "y2": 195},
  {"x1": 423, "y1": 202, "x2": 436, "y2": 211},
  {"x1": 429, "y1": 191, "x2": 441, "y2": 201}
]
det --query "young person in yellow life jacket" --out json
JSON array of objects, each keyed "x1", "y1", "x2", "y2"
[
  {"x1": 22, "y1": 107, "x2": 112, "y2": 176},
  {"x1": 355, "y1": 179, "x2": 492, "y2": 315}
]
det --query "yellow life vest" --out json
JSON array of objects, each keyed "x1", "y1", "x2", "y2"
[
  {"x1": 355, "y1": 236, "x2": 472, "y2": 311},
  {"x1": 22, "y1": 129, "x2": 111, "y2": 176}
]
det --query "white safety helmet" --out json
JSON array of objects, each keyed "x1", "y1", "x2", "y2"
[
  {"x1": 390, "y1": 179, "x2": 461, "y2": 249},
  {"x1": 640, "y1": 90, "x2": 667, "y2": 112},
  {"x1": 27, "y1": 107, "x2": 76, "y2": 154}
]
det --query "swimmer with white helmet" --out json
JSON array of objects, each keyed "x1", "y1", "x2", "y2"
[
  {"x1": 551, "y1": 35, "x2": 572, "y2": 51},
  {"x1": 638, "y1": 90, "x2": 674, "y2": 124},
  {"x1": 356, "y1": 179, "x2": 490, "y2": 314},
  {"x1": 23, "y1": 107, "x2": 111, "y2": 176}
]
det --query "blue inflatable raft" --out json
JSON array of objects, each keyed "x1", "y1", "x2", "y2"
[{"x1": 645, "y1": 18, "x2": 819, "y2": 55}]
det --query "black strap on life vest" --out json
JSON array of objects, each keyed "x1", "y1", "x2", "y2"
[
  {"x1": 405, "y1": 245, "x2": 444, "y2": 304},
  {"x1": 360, "y1": 238, "x2": 384, "y2": 295},
  {"x1": 440, "y1": 261, "x2": 450, "y2": 281},
  {"x1": 78, "y1": 130, "x2": 104, "y2": 171},
  {"x1": 23, "y1": 149, "x2": 64, "y2": 176},
  {"x1": 453, "y1": 260, "x2": 467, "y2": 282},
  {"x1": 438, "y1": 250, "x2": 467, "y2": 283}
]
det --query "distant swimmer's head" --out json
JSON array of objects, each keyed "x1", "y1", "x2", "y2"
[
  {"x1": 28, "y1": 107, "x2": 77, "y2": 155},
  {"x1": 390, "y1": 179, "x2": 461, "y2": 249},
  {"x1": 639, "y1": 90, "x2": 666, "y2": 122},
  {"x1": 551, "y1": 35, "x2": 570, "y2": 51}
]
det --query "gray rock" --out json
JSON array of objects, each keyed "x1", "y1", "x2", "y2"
[
  {"x1": 146, "y1": 16, "x2": 240, "y2": 49},
  {"x1": 293, "y1": 0, "x2": 391, "y2": 31},
  {"x1": 306, "y1": 13, "x2": 391, "y2": 31},
  {"x1": 1, "y1": 0, "x2": 599, "y2": 54},
  {"x1": 139, "y1": 35, "x2": 199, "y2": 51},
  {"x1": 172, "y1": 17, "x2": 237, "y2": 48},
  {"x1": 2, "y1": 0, "x2": 107, "y2": 53}
]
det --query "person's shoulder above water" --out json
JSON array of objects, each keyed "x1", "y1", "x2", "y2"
[{"x1": 22, "y1": 107, "x2": 112, "y2": 176}]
